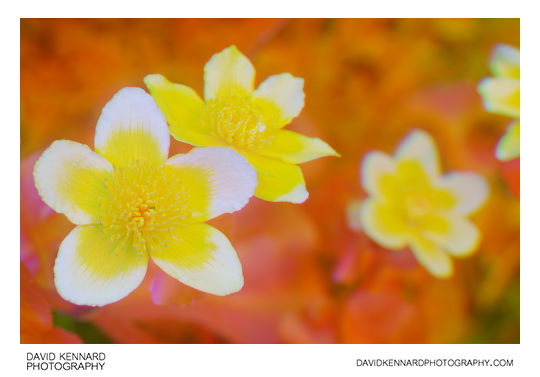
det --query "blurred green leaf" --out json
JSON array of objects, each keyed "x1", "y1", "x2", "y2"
[{"x1": 52, "y1": 311, "x2": 114, "y2": 344}]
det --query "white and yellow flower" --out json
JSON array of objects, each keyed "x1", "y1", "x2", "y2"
[
  {"x1": 478, "y1": 44, "x2": 520, "y2": 161},
  {"x1": 33, "y1": 87, "x2": 257, "y2": 306},
  {"x1": 357, "y1": 130, "x2": 488, "y2": 278},
  {"x1": 144, "y1": 45, "x2": 339, "y2": 204}
]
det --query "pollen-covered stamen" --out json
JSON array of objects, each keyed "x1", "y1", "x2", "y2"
[
  {"x1": 99, "y1": 160, "x2": 190, "y2": 256},
  {"x1": 204, "y1": 96, "x2": 272, "y2": 148}
]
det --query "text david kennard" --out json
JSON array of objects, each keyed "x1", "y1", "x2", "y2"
[{"x1": 27, "y1": 352, "x2": 106, "y2": 371}]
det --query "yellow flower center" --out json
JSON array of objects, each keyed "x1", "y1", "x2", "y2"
[
  {"x1": 205, "y1": 96, "x2": 271, "y2": 149},
  {"x1": 401, "y1": 193, "x2": 434, "y2": 229},
  {"x1": 404, "y1": 195, "x2": 432, "y2": 223},
  {"x1": 381, "y1": 160, "x2": 449, "y2": 229},
  {"x1": 99, "y1": 161, "x2": 189, "y2": 256}
]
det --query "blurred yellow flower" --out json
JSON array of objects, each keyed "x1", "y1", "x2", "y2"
[
  {"x1": 144, "y1": 45, "x2": 339, "y2": 203},
  {"x1": 478, "y1": 44, "x2": 520, "y2": 161},
  {"x1": 33, "y1": 87, "x2": 257, "y2": 306},
  {"x1": 357, "y1": 130, "x2": 488, "y2": 278}
]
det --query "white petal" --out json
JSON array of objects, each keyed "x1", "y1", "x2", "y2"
[
  {"x1": 438, "y1": 172, "x2": 489, "y2": 215},
  {"x1": 425, "y1": 216, "x2": 481, "y2": 257},
  {"x1": 490, "y1": 44, "x2": 520, "y2": 79},
  {"x1": 151, "y1": 224, "x2": 243, "y2": 296},
  {"x1": 361, "y1": 151, "x2": 396, "y2": 197},
  {"x1": 33, "y1": 140, "x2": 112, "y2": 225},
  {"x1": 166, "y1": 147, "x2": 257, "y2": 221},
  {"x1": 94, "y1": 87, "x2": 170, "y2": 165},
  {"x1": 253, "y1": 73, "x2": 305, "y2": 128},
  {"x1": 409, "y1": 236, "x2": 453, "y2": 278},
  {"x1": 54, "y1": 225, "x2": 148, "y2": 306},
  {"x1": 395, "y1": 129, "x2": 440, "y2": 178},
  {"x1": 204, "y1": 45, "x2": 255, "y2": 101},
  {"x1": 360, "y1": 198, "x2": 408, "y2": 250},
  {"x1": 478, "y1": 77, "x2": 520, "y2": 118},
  {"x1": 496, "y1": 121, "x2": 520, "y2": 161}
]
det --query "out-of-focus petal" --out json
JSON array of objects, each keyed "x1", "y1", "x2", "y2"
[
  {"x1": 490, "y1": 44, "x2": 520, "y2": 79},
  {"x1": 438, "y1": 172, "x2": 489, "y2": 215},
  {"x1": 346, "y1": 199, "x2": 364, "y2": 231},
  {"x1": 409, "y1": 235, "x2": 453, "y2": 278},
  {"x1": 395, "y1": 130, "x2": 440, "y2": 178},
  {"x1": 478, "y1": 77, "x2": 520, "y2": 118},
  {"x1": 496, "y1": 121, "x2": 520, "y2": 161},
  {"x1": 424, "y1": 215, "x2": 481, "y2": 257},
  {"x1": 359, "y1": 198, "x2": 408, "y2": 249},
  {"x1": 361, "y1": 151, "x2": 396, "y2": 197}
]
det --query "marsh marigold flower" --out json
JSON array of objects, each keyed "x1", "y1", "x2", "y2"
[
  {"x1": 33, "y1": 87, "x2": 257, "y2": 306},
  {"x1": 144, "y1": 45, "x2": 339, "y2": 203},
  {"x1": 357, "y1": 130, "x2": 488, "y2": 278},
  {"x1": 478, "y1": 44, "x2": 520, "y2": 161}
]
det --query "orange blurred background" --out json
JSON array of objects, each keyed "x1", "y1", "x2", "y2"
[{"x1": 21, "y1": 19, "x2": 519, "y2": 343}]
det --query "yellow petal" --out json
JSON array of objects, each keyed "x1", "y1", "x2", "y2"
[
  {"x1": 257, "y1": 129, "x2": 339, "y2": 164},
  {"x1": 395, "y1": 129, "x2": 440, "y2": 178},
  {"x1": 409, "y1": 235, "x2": 453, "y2": 278},
  {"x1": 359, "y1": 198, "x2": 408, "y2": 249},
  {"x1": 94, "y1": 87, "x2": 170, "y2": 166},
  {"x1": 424, "y1": 215, "x2": 481, "y2": 258},
  {"x1": 144, "y1": 74, "x2": 224, "y2": 147},
  {"x1": 438, "y1": 172, "x2": 488, "y2": 215},
  {"x1": 150, "y1": 223, "x2": 243, "y2": 296},
  {"x1": 165, "y1": 147, "x2": 257, "y2": 222},
  {"x1": 204, "y1": 45, "x2": 255, "y2": 101},
  {"x1": 361, "y1": 151, "x2": 396, "y2": 198},
  {"x1": 54, "y1": 225, "x2": 148, "y2": 306},
  {"x1": 33, "y1": 140, "x2": 112, "y2": 225},
  {"x1": 240, "y1": 149, "x2": 308, "y2": 203},
  {"x1": 478, "y1": 77, "x2": 520, "y2": 118},
  {"x1": 496, "y1": 120, "x2": 520, "y2": 161},
  {"x1": 253, "y1": 73, "x2": 305, "y2": 129},
  {"x1": 490, "y1": 44, "x2": 520, "y2": 79},
  {"x1": 377, "y1": 158, "x2": 454, "y2": 213}
]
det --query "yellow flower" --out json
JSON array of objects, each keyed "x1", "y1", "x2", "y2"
[
  {"x1": 478, "y1": 44, "x2": 520, "y2": 161},
  {"x1": 33, "y1": 88, "x2": 257, "y2": 306},
  {"x1": 144, "y1": 45, "x2": 339, "y2": 203},
  {"x1": 358, "y1": 130, "x2": 488, "y2": 278}
]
